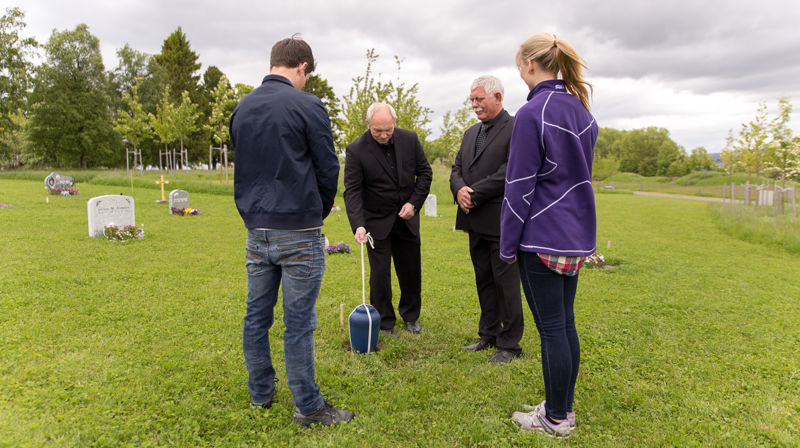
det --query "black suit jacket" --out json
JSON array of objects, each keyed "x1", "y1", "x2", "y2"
[
  {"x1": 449, "y1": 109, "x2": 514, "y2": 238},
  {"x1": 344, "y1": 128, "x2": 433, "y2": 240}
]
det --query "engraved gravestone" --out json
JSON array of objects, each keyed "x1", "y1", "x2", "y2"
[
  {"x1": 87, "y1": 195, "x2": 135, "y2": 237},
  {"x1": 44, "y1": 172, "x2": 75, "y2": 193},
  {"x1": 424, "y1": 194, "x2": 437, "y2": 217},
  {"x1": 168, "y1": 189, "x2": 189, "y2": 214}
]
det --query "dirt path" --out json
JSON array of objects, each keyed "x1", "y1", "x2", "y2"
[{"x1": 632, "y1": 191, "x2": 742, "y2": 203}]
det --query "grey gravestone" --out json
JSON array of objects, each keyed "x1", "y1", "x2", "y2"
[
  {"x1": 44, "y1": 172, "x2": 75, "y2": 193},
  {"x1": 87, "y1": 195, "x2": 135, "y2": 237},
  {"x1": 169, "y1": 189, "x2": 189, "y2": 214},
  {"x1": 424, "y1": 194, "x2": 437, "y2": 217}
]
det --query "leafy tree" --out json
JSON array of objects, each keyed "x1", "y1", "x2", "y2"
[
  {"x1": 149, "y1": 88, "x2": 176, "y2": 170},
  {"x1": 688, "y1": 146, "x2": 715, "y2": 172},
  {"x1": 111, "y1": 44, "x2": 149, "y2": 97},
  {"x1": 719, "y1": 130, "x2": 739, "y2": 183},
  {"x1": 206, "y1": 74, "x2": 236, "y2": 147},
  {"x1": 736, "y1": 102, "x2": 769, "y2": 184},
  {"x1": 114, "y1": 78, "x2": 149, "y2": 159},
  {"x1": 765, "y1": 96, "x2": 800, "y2": 187},
  {"x1": 303, "y1": 74, "x2": 343, "y2": 148},
  {"x1": 235, "y1": 83, "x2": 253, "y2": 99},
  {"x1": 426, "y1": 99, "x2": 476, "y2": 163},
  {"x1": 172, "y1": 91, "x2": 200, "y2": 168},
  {"x1": 617, "y1": 127, "x2": 681, "y2": 176},
  {"x1": 594, "y1": 127, "x2": 624, "y2": 161},
  {"x1": 202, "y1": 65, "x2": 224, "y2": 97},
  {"x1": 0, "y1": 7, "x2": 37, "y2": 164},
  {"x1": 27, "y1": 24, "x2": 120, "y2": 168},
  {"x1": 340, "y1": 49, "x2": 432, "y2": 148}
]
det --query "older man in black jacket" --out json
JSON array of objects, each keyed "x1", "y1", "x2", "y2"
[
  {"x1": 450, "y1": 75, "x2": 523, "y2": 363},
  {"x1": 230, "y1": 36, "x2": 352, "y2": 427},
  {"x1": 343, "y1": 102, "x2": 432, "y2": 335}
]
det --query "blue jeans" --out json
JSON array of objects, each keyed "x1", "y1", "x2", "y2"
[
  {"x1": 243, "y1": 228, "x2": 325, "y2": 415},
  {"x1": 517, "y1": 252, "x2": 580, "y2": 421}
]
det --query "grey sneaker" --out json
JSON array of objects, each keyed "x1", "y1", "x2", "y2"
[
  {"x1": 293, "y1": 401, "x2": 355, "y2": 427},
  {"x1": 250, "y1": 395, "x2": 274, "y2": 409},
  {"x1": 523, "y1": 401, "x2": 575, "y2": 429},
  {"x1": 512, "y1": 406, "x2": 571, "y2": 438}
]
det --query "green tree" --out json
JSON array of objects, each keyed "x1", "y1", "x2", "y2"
[
  {"x1": 235, "y1": 83, "x2": 253, "y2": 99},
  {"x1": 688, "y1": 146, "x2": 715, "y2": 172},
  {"x1": 720, "y1": 129, "x2": 739, "y2": 183},
  {"x1": 154, "y1": 27, "x2": 201, "y2": 103},
  {"x1": 765, "y1": 96, "x2": 800, "y2": 187},
  {"x1": 27, "y1": 24, "x2": 120, "y2": 168},
  {"x1": 617, "y1": 127, "x2": 680, "y2": 176},
  {"x1": 206, "y1": 74, "x2": 236, "y2": 147},
  {"x1": 736, "y1": 102, "x2": 769, "y2": 184},
  {"x1": 594, "y1": 127, "x2": 624, "y2": 161},
  {"x1": 114, "y1": 78, "x2": 150, "y2": 166},
  {"x1": 303, "y1": 74, "x2": 343, "y2": 148},
  {"x1": 427, "y1": 99, "x2": 476, "y2": 164},
  {"x1": 172, "y1": 91, "x2": 200, "y2": 169},
  {"x1": 340, "y1": 49, "x2": 432, "y2": 148},
  {"x1": 0, "y1": 7, "x2": 37, "y2": 165},
  {"x1": 149, "y1": 88, "x2": 176, "y2": 170}
]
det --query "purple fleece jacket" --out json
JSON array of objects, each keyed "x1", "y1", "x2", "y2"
[{"x1": 499, "y1": 80, "x2": 598, "y2": 262}]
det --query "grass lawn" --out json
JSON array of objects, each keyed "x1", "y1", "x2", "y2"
[{"x1": 1, "y1": 168, "x2": 798, "y2": 446}]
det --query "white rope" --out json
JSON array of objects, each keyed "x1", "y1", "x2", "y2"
[{"x1": 358, "y1": 233, "x2": 375, "y2": 352}]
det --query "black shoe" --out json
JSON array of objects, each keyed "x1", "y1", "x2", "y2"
[
  {"x1": 293, "y1": 401, "x2": 355, "y2": 427},
  {"x1": 404, "y1": 320, "x2": 421, "y2": 334},
  {"x1": 488, "y1": 349, "x2": 520, "y2": 364},
  {"x1": 380, "y1": 328, "x2": 397, "y2": 338},
  {"x1": 251, "y1": 395, "x2": 274, "y2": 409},
  {"x1": 462, "y1": 339, "x2": 493, "y2": 351}
]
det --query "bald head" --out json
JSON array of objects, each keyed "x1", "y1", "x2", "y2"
[{"x1": 367, "y1": 102, "x2": 396, "y2": 145}]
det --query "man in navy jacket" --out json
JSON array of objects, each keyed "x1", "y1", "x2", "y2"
[{"x1": 230, "y1": 36, "x2": 352, "y2": 427}]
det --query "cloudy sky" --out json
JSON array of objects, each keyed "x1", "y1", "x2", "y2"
[{"x1": 14, "y1": 0, "x2": 800, "y2": 152}]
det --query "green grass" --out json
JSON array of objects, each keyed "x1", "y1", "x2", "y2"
[
  {"x1": 1, "y1": 169, "x2": 799, "y2": 446},
  {"x1": 710, "y1": 204, "x2": 800, "y2": 255}
]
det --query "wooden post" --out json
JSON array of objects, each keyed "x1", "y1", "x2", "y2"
[
  {"x1": 744, "y1": 181, "x2": 750, "y2": 206},
  {"x1": 792, "y1": 182, "x2": 797, "y2": 217},
  {"x1": 223, "y1": 144, "x2": 229, "y2": 184},
  {"x1": 155, "y1": 175, "x2": 169, "y2": 203},
  {"x1": 125, "y1": 147, "x2": 130, "y2": 176},
  {"x1": 731, "y1": 182, "x2": 735, "y2": 204}
]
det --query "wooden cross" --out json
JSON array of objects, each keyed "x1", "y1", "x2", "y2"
[{"x1": 155, "y1": 175, "x2": 169, "y2": 203}]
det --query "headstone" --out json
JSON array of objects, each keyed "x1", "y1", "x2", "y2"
[
  {"x1": 169, "y1": 189, "x2": 190, "y2": 214},
  {"x1": 424, "y1": 194, "x2": 437, "y2": 217},
  {"x1": 44, "y1": 172, "x2": 75, "y2": 193},
  {"x1": 87, "y1": 195, "x2": 135, "y2": 237},
  {"x1": 759, "y1": 189, "x2": 774, "y2": 206}
]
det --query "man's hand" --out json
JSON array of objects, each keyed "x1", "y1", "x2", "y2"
[
  {"x1": 398, "y1": 202, "x2": 416, "y2": 220},
  {"x1": 457, "y1": 186, "x2": 474, "y2": 214},
  {"x1": 354, "y1": 226, "x2": 368, "y2": 244}
]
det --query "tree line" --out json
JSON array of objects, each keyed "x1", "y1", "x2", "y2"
[{"x1": 5, "y1": 6, "x2": 796, "y2": 180}]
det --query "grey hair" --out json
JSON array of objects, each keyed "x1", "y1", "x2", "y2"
[
  {"x1": 366, "y1": 102, "x2": 397, "y2": 124},
  {"x1": 470, "y1": 75, "x2": 504, "y2": 98}
]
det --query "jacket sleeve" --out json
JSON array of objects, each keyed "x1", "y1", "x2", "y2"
[
  {"x1": 500, "y1": 112, "x2": 541, "y2": 261},
  {"x1": 306, "y1": 99, "x2": 340, "y2": 220},
  {"x1": 407, "y1": 133, "x2": 433, "y2": 211},
  {"x1": 342, "y1": 145, "x2": 365, "y2": 233},
  {"x1": 449, "y1": 133, "x2": 468, "y2": 202},
  {"x1": 469, "y1": 154, "x2": 508, "y2": 206}
]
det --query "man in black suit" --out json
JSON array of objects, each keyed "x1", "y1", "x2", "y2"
[
  {"x1": 344, "y1": 102, "x2": 433, "y2": 335},
  {"x1": 450, "y1": 76, "x2": 523, "y2": 363}
]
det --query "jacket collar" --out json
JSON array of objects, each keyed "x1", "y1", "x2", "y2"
[
  {"x1": 261, "y1": 74, "x2": 294, "y2": 87},
  {"x1": 527, "y1": 79, "x2": 565, "y2": 101}
]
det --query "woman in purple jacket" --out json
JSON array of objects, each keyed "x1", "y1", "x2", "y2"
[{"x1": 500, "y1": 33, "x2": 598, "y2": 439}]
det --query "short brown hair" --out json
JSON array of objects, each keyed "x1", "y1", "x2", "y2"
[{"x1": 270, "y1": 34, "x2": 316, "y2": 74}]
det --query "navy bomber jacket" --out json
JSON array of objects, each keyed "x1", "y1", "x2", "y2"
[{"x1": 231, "y1": 74, "x2": 339, "y2": 230}]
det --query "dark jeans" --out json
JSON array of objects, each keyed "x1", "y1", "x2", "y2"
[
  {"x1": 367, "y1": 217, "x2": 421, "y2": 330},
  {"x1": 243, "y1": 229, "x2": 326, "y2": 415},
  {"x1": 468, "y1": 232, "x2": 523, "y2": 353},
  {"x1": 517, "y1": 251, "x2": 580, "y2": 421}
]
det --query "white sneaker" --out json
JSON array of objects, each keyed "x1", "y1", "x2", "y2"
[
  {"x1": 512, "y1": 406, "x2": 572, "y2": 438},
  {"x1": 523, "y1": 400, "x2": 575, "y2": 429}
]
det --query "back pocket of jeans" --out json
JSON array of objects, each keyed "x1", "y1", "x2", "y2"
[{"x1": 277, "y1": 242, "x2": 314, "y2": 278}]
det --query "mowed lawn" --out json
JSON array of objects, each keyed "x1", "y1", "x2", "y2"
[{"x1": 1, "y1": 170, "x2": 798, "y2": 447}]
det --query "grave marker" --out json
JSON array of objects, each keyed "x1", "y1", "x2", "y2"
[
  {"x1": 155, "y1": 176, "x2": 169, "y2": 203},
  {"x1": 87, "y1": 195, "x2": 135, "y2": 237},
  {"x1": 424, "y1": 194, "x2": 437, "y2": 217},
  {"x1": 169, "y1": 189, "x2": 190, "y2": 214},
  {"x1": 44, "y1": 172, "x2": 75, "y2": 193}
]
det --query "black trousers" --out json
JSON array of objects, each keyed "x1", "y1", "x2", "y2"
[
  {"x1": 468, "y1": 232, "x2": 524, "y2": 353},
  {"x1": 367, "y1": 217, "x2": 422, "y2": 330}
]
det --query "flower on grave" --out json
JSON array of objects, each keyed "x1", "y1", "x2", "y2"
[
  {"x1": 103, "y1": 224, "x2": 144, "y2": 241},
  {"x1": 326, "y1": 241, "x2": 351, "y2": 255},
  {"x1": 584, "y1": 252, "x2": 606, "y2": 268},
  {"x1": 171, "y1": 207, "x2": 202, "y2": 216},
  {"x1": 331, "y1": 205, "x2": 342, "y2": 212},
  {"x1": 49, "y1": 186, "x2": 79, "y2": 196}
]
